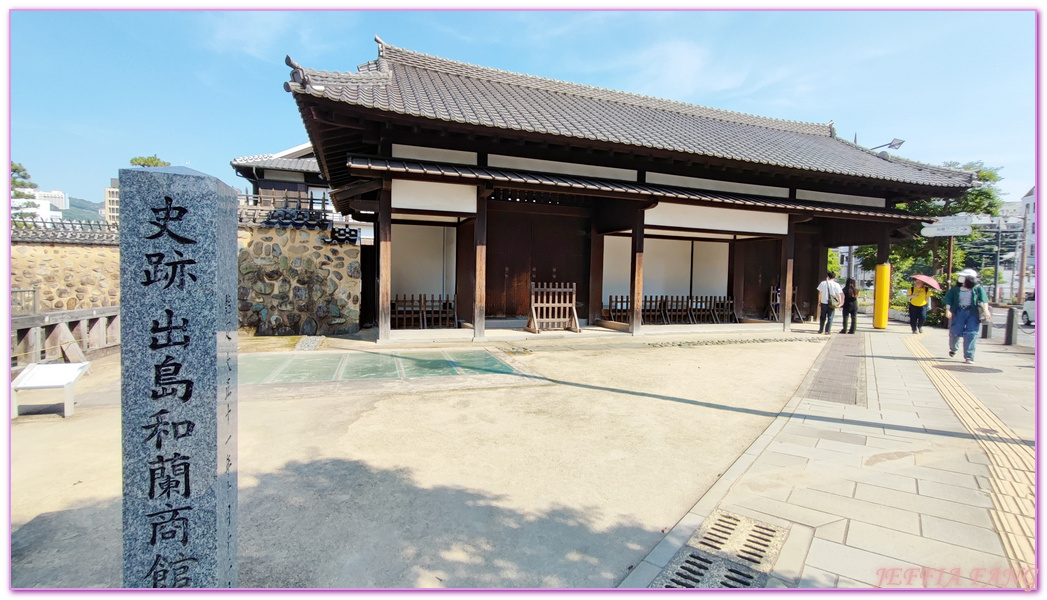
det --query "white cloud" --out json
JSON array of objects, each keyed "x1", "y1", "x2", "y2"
[{"x1": 197, "y1": 11, "x2": 297, "y2": 60}]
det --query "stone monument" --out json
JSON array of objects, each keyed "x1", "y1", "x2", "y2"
[{"x1": 120, "y1": 167, "x2": 238, "y2": 588}]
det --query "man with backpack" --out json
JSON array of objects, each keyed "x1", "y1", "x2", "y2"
[{"x1": 816, "y1": 271, "x2": 844, "y2": 335}]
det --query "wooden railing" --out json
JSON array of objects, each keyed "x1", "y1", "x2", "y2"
[
  {"x1": 11, "y1": 306, "x2": 121, "y2": 367},
  {"x1": 390, "y1": 294, "x2": 458, "y2": 329},
  {"x1": 606, "y1": 295, "x2": 737, "y2": 325},
  {"x1": 525, "y1": 282, "x2": 580, "y2": 333}
]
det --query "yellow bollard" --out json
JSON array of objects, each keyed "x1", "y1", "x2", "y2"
[{"x1": 873, "y1": 263, "x2": 891, "y2": 329}]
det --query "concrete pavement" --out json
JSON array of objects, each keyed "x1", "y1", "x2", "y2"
[{"x1": 621, "y1": 315, "x2": 1037, "y2": 590}]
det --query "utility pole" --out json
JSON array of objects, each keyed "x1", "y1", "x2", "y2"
[
  {"x1": 993, "y1": 216, "x2": 1003, "y2": 302},
  {"x1": 1017, "y1": 202, "x2": 1030, "y2": 304}
]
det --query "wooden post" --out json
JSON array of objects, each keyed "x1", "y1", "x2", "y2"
[
  {"x1": 473, "y1": 186, "x2": 488, "y2": 341},
  {"x1": 629, "y1": 208, "x2": 645, "y2": 335},
  {"x1": 378, "y1": 181, "x2": 392, "y2": 341},
  {"x1": 589, "y1": 222, "x2": 604, "y2": 325},
  {"x1": 780, "y1": 218, "x2": 796, "y2": 332}
]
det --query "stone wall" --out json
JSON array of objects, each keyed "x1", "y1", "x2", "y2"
[
  {"x1": 237, "y1": 226, "x2": 363, "y2": 336},
  {"x1": 10, "y1": 243, "x2": 121, "y2": 311}
]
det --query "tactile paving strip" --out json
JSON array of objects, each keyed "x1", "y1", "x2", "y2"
[
  {"x1": 905, "y1": 336, "x2": 1036, "y2": 579},
  {"x1": 650, "y1": 510, "x2": 788, "y2": 589}
]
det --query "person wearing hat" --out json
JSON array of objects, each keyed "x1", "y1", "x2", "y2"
[
  {"x1": 943, "y1": 268, "x2": 990, "y2": 363},
  {"x1": 907, "y1": 278, "x2": 931, "y2": 334}
]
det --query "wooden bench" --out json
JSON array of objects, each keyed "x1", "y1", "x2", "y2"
[{"x1": 11, "y1": 362, "x2": 91, "y2": 419}]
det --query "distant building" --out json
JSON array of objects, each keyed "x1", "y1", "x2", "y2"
[
  {"x1": 32, "y1": 189, "x2": 68, "y2": 211},
  {"x1": 104, "y1": 178, "x2": 119, "y2": 224},
  {"x1": 11, "y1": 188, "x2": 56, "y2": 221}
]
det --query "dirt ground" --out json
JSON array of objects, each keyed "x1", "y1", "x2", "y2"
[{"x1": 10, "y1": 332, "x2": 824, "y2": 588}]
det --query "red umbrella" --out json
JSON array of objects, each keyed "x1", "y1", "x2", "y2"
[{"x1": 910, "y1": 274, "x2": 942, "y2": 291}]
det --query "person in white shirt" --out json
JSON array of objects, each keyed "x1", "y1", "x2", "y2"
[{"x1": 816, "y1": 271, "x2": 844, "y2": 335}]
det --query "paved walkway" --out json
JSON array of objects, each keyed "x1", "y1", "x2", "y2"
[{"x1": 621, "y1": 317, "x2": 1036, "y2": 590}]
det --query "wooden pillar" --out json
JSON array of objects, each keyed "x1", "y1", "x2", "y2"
[
  {"x1": 106, "y1": 315, "x2": 121, "y2": 345},
  {"x1": 473, "y1": 186, "x2": 488, "y2": 341},
  {"x1": 629, "y1": 208, "x2": 645, "y2": 335},
  {"x1": 89, "y1": 317, "x2": 107, "y2": 349},
  {"x1": 377, "y1": 182, "x2": 392, "y2": 341},
  {"x1": 877, "y1": 227, "x2": 891, "y2": 264},
  {"x1": 588, "y1": 222, "x2": 604, "y2": 325},
  {"x1": 780, "y1": 218, "x2": 797, "y2": 332}
]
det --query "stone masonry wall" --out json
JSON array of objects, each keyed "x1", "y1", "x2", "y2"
[
  {"x1": 10, "y1": 243, "x2": 121, "y2": 311},
  {"x1": 237, "y1": 226, "x2": 362, "y2": 336}
]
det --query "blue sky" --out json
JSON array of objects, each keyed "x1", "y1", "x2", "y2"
[{"x1": 9, "y1": 10, "x2": 1037, "y2": 205}]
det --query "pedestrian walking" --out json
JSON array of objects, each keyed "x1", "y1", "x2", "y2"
[
  {"x1": 907, "y1": 279, "x2": 931, "y2": 334},
  {"x1": 816, "y1": 271, "x2": 844, "y2": 335},
  {"x1": 839, "y1": 277, "x2": 859, "y2": 334},
  {"x1": 944, "y1": 268, "x2": 990, "y2": 363}
]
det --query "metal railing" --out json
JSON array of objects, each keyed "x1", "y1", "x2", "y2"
[{"x1": 11, "y1": 288, "x2": 39, "y2": 316}]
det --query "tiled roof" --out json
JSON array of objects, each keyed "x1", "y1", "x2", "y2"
[
  {"x1": 230, "y1": 153, "x2": 320, "y2": 173},
  {"x1": 286, "y1": 40, "x2": 974, "y2": 190},
  {"x1": 346, "y1": 155, "x2": 928, "y2": 222}
]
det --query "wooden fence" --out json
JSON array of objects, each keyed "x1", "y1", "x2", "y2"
[
  {"x1": 605, "y1": 295, "x2": 737, "y2": 325},
  {"x1": 525, "y1": 282, "x2": 581, "y2": 333},
  {"x1": 390, "y1": 294, "x2": 457, "y2": 329}
]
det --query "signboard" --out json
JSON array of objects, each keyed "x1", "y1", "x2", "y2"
[
  {"x1": 921, "y1": 225, "x2": 973, "y2": 237},
  {"x1": 933, "y1": 215, "x2": 974, "y2": 227}
]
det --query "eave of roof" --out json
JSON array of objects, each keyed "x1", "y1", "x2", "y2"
[
  {"x1": 230, "y1": 154, "x2": 320, "y2": 173},
  {"x1": 284, "y1": 41, "x2": 975, "y2": 192},
  {"x1": 344, "y1": 155, "x2": 931, "y2": 223}
]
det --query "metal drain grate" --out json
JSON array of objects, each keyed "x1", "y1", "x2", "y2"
[
  {"x1": 696, "y1": 511, "x2": 783, "y2": 567},
  {"x1": 649, "y1": 510, "x2": 788, "y2": 589},
  {"x1": 652, "y1": 549, "x2": 765, "y2": 589}
]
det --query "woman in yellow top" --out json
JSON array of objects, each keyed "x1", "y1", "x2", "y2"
[{"x1": 908, "y1": 279, "x2": 931, "y2": 334}]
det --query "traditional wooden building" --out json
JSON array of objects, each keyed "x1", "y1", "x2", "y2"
[{"x1": 283, "y1": 37, "x2": 974, "y2": 340}]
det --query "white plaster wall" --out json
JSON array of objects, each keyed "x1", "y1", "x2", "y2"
[
  {"x1": 392, "y1": 144, "x2": 478, "y2": 165},
  {"x1": 645, "y1": 203, "x2": 788, "y2": 235},
  {"x1": 488, "y1": 154, "x2": 637, "y2": 181},
  {"x1": 644, "y1": 238, "x2": 692, "y2": 296},
  {"x1": 602, "y1": 236, "x2": 694, "y2": 297},
  {"x1": 263, "y1": 170, "x2": 305, "y2": 183},
  {"x1": 647, "y1": 172, "x2": 790, "y2": 198},
  {"x1": 391, "y1": 179, "x2": 477, "y2": 213},
  {"x1": 603, "y1": 235, "x2": 632, "y2": 298},
  {"x1": 796, "y1": 189, "x2": 885, "y2": 207},
  {"x1": 391, "y1": 224, "x2": 455, "y2": 296},
  {"x1": 691, "y1": 241, "x2": 729, "y2": 296}
]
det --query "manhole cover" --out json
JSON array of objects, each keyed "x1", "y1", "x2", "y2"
[{"x1": 649, "y1": 510, "x2": 788, "y2": 589}]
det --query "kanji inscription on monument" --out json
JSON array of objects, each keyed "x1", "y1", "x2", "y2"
[{"x1": 120, "y1": 168, "x2": 238, "y2": 588}]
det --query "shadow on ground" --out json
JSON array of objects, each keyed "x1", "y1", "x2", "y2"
[{"x1": 12, "y1": 458, "x2": 650, "y2": 589}]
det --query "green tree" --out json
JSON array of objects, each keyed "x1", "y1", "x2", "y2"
[
  {"x1": 130, "y1": 155, "x2": 171, "y2": 167},
  {"x1": 892, "y1": 161, "x2": 1003, "y2": 278},
  {"x1": 827, "y1": 249, "x2": 842, "y2": 278},
  {"x1": 853, "y1": 160, "x2": 1000, "y2": 286},
  {"x1": 11, "y1": 161, "x2": 39, "y2": 219}
]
